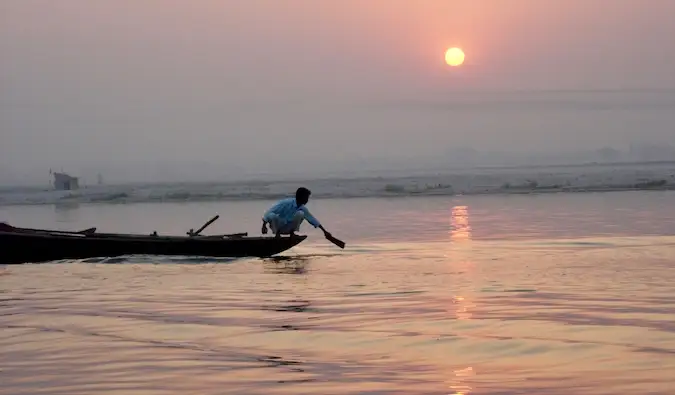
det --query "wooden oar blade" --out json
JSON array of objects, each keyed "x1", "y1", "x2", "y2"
[{"x1": 325, "y1": 234, "x2": 346, "y2": 249}]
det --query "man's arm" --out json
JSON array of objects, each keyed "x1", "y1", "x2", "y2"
[
  {"x1": 301, "y1": 207, "x2": 331, "y2": 236},
  {"x1": 300, "y1": 207, "x2": 320, "y2": 228}
]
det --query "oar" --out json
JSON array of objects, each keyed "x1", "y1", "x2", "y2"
[
  {"x1": 325, "y1": 233, "x2": 346, "y2": 249},
  {"x1": 188, "y1": 215, "x2": 220, "y2": 236}
]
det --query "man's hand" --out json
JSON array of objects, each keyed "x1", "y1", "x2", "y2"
[{"x1": 261, "y1": 221, "x2": 268, "y2": 235}]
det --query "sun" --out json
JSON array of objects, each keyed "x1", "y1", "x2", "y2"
[{"x1": 445, "y1": 47, "x2": 465, "y2": 67}]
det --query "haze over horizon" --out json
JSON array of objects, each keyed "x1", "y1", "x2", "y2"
[{"x1": 2, "y1": 0, "x2": 675, "y2": 185}]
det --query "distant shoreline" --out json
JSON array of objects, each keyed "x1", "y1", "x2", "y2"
[
  {"x1": 2, "y1": 160, "x2": 675, "y2": 190},
  {"x1": 0, "y1": 182, "x2": 673, "y2": 208},
  {"x1": 1, "y1": 160, "x2": 673, "y2": 207},
  {"x1": 462, "y1": 160, "x2": 675, "y2": 172}
]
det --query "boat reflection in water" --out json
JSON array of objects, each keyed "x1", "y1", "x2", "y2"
[{"x1": 263, "y1": 255, "x2": 310, "y2": 275}]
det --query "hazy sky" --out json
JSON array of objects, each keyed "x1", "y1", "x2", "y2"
[{"x1": 2, "y1": 0, "x2": 675, "y2": 183}]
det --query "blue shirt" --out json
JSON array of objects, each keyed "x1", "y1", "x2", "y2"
[{"x1": 263, "y1": 198, "x2": 321, "y2": 228}]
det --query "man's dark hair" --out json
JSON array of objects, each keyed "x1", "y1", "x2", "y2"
[{"x1": 296, "y1": 187, "x2": 311, "y2": 204}]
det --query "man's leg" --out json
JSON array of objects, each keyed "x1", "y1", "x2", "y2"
[
  {"x1": 289, "y1": 211, "x2": 305, "y2": 234},
  {"x1": 278, "y1": 211, "x2": 305, "y2": 236},
  {"x1": 268, "y1": 215, "x2": 284, "y2": 237}
]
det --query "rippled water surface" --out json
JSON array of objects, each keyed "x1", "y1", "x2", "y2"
[{"x1": 2, "y1": 192, "x2": 675, "y2": 394}]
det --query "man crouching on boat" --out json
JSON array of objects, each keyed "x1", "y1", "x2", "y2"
[{"x1": 261, "y1": 187, "x2": 332, "y2": 239}]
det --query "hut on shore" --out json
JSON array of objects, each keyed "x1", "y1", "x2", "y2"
[{"x1": 53, "y1": 172, "x2": 79, "y2": 191}]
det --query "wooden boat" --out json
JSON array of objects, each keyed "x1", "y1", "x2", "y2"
[{"x1": 0, "y1": 222, "x2": 307, "y2": 265}]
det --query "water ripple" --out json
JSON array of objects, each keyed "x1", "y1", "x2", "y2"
[{"x1": 3, "y1": 202, "x2": 675, "y2": 394}]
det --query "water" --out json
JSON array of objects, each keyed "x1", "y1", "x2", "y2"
[{"x1": 2, "y1": 191, "x2": 675, "y2": 394}]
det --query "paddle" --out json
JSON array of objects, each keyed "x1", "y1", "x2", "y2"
[
  {"x1": 188, "y1": 215, "x2": 220, "y2": 236},
  {"x1": 325, "y1": 232, "x2": 346, "y2": 249}
]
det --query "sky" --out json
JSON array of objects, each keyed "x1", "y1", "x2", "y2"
[{"x1": 1, "y1": 0, "x2": 675, "y2": 184}]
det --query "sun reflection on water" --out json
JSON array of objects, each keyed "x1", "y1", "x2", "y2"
[
  {"x1": 452, "y1": 295, "x2": 475, "y2": 321},
  {"x1": 448, "y1": 366, "x2": 475, "y2": 394},
  {"x1": 450, "y1": 205, "x2": 472, "y2": 242}
]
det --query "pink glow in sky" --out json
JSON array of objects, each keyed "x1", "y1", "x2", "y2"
[
  {"x1": 3, "y1": 0, "x2": 673, "y2": 94},
  {"x1": 1, "y1": 0, "x2": 674, "y2": 182}
]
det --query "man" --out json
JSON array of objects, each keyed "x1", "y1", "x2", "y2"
[{"x1": 262, "y1": 187, "x2": 332, "y2": 239}]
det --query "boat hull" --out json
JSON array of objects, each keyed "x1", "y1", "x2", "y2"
[{"x1": 0, "y1": 231, "x2": 306, "y2": 265}]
